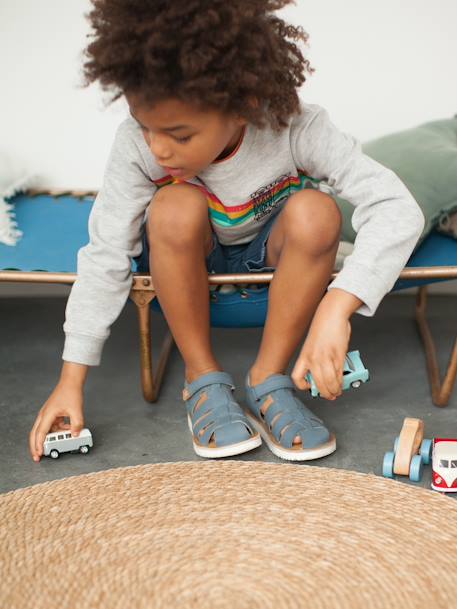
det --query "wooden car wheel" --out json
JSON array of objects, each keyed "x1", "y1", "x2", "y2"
[
  {"x1": 382, "y1": 451, "x2": 395, "y2": 478},
  {"x1": 409, "y1": 454, "x2": 424, "y2": 482},
  {"x1": 420, "y1": 439, "x2": 433, "y2": 465}
]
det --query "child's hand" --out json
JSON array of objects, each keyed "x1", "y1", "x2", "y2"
[
  {"x1": 29, "y1": 382, "x2": 85, "y2": 462},
  {"x1": 291, "y1": 304, "x2": 352, "y2": 401}
]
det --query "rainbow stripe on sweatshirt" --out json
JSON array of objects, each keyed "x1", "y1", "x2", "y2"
[{"x1": 152, "y1": 169, "x2": 322, "y2": 227}]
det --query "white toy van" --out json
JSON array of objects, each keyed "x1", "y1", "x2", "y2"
[
  {"x1": 43, "y1": 428, "x2": 93, "y2": 459},
  {"x1": 431, "y1": 438, "x2": 457, "y2": 492}
]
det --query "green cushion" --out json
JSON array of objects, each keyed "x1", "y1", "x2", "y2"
[{"x1": 336, "y1": 115, "x2": 457, "y2": 247}]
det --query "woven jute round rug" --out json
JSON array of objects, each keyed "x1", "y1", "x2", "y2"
[{"x1": 1, "y1": 461, "x2": 457, "y2": 609}]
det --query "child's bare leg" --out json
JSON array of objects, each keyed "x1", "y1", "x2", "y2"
[
  {"x1": 248, "y1": 191, "x2": 341, "y2": 442},
  {"x1": 147, "y1": 183, "x2": 222, "y2": 383}
]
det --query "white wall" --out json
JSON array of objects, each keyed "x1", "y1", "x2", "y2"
[{"x1": 1, "y1": 0, "x2": 456, "y2": 296}]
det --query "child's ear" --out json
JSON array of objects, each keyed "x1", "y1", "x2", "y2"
[
  {"x1": 233, "y1": 96, "x2": 258, "y2": 126},
  {"x1": 248, "y1": 95, "x2": 259, "y2": 109}
]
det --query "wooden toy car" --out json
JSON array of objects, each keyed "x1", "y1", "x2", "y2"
[
  {"x1": 306, "y1": 350, "x2": 369, "y2": 397},
  {"x1": 431, "y1": 438, "x2": 457, "y2": 492},
  {"x1": 383, "y1": 418, "x2": 432, "y2": 482},
  {"x1": 43, "y1": 428, "x2": 93, "y2": 459}
]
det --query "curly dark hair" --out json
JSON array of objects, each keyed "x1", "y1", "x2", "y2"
[{"x1": 80, "y1": 0, "x2": 315, "y2": 132}]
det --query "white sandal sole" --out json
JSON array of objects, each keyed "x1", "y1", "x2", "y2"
[
  {"x1": 187, "y1": 413, "x2": 262, "y2": 458},
  {"x1": 244, "y1": 410, "x2": 336, "y2": 461}
]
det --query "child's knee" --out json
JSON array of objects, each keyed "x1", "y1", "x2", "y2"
[
  {"x1": 147, "y1": 183, "x2": 210, "y2": 246},
  {"x1": 283, "y1": 190, "x2": 342, "y2": 254}
]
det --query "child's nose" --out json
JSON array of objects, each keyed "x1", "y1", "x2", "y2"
[{"x1": 148, "y1": 134, "x2": 172, "y2": 162}]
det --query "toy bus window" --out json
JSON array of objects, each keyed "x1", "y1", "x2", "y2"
[
  {"x1": 65, "y1": 434, "x2": 71, "y2": 439},
  {"x1": 345, "y1": 356, "x2": 355, "y2": 371},
  {"x1": 439, "y1": 459, "x2": 449, "y2": 468},
  {"x1": 49, "y1": 436, "x2": 56, "y2": 441},
  {"x1": 451, "y1": 460, "x2": 457, "y2": 468},
  {"x1": 58, "y1": 434, "x2": 64, "y2": 440}
]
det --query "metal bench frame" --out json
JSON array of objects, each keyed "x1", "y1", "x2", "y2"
[
  {"x1": 1, "y1": 189, "x2": 456, "y2": 407},
  {"x1": 2, "y1": 266, "x2": 456, "y2": 407}
]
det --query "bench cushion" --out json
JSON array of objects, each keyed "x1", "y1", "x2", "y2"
[{"x1": 336, "y1": 115, "x2": 457, "y2": 247}]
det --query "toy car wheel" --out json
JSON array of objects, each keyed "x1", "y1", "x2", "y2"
[
  {"x1": 409, "y1": 454, "x2": 423, "y2": 482},
  {"x1": 382, "y1": 451, "x2": 395, "y2": 478},
  {"x1": 50, "y1": 449, "x2": 60, "y2": 459},
  {"x1": 79, "y1": 445, "x2": 90, "y2": 454},
  {"x1": 420, "y1": 438, "x2": 432, "y2": 465},
  {"x1": 351, "y1": 380, "x2": 362, "y2": 389}
]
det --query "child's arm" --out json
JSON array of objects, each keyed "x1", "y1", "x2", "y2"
[
  {"x1": 291, "y1": 289, "x2": 362, "y2": 399},
  {"x1": 29, "y1": 362, "x2": 88, "y2": 462},
  {"x1": 62, "y1": 117, "x2": 157, "y2": 368},
  {"x1": 289, "y1": 101, "x2": 425, "y2": 397},
  {"x1": 290, "y1": 101, "x2": 425, "y2": 316},
  {"x1": 30, "y1": 118, "x2": 158, "y2": 459}
]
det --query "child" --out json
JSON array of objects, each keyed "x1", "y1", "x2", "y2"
[{"x1": 29, "y1": 0, "x2": 424, "y2": 463}]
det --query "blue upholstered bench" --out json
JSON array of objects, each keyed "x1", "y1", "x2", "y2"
[{"x1": 1, "y1": 191, "x2": 456, "y2": 406}]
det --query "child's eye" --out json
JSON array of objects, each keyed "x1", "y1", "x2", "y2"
[
  {"x1": 140, "y1": 126, "x2": 192, "y2": 144},
  {"x1": 175, "y1": 135, "x2": 192, "y2": 144}
]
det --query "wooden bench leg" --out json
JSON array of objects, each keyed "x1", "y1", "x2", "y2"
[
  {"x1": 129, "y1": 288, "x2": 174, "y2": 403},
  {"x1": 415, "y1": 286, "x2": 457, "y2": 407}
]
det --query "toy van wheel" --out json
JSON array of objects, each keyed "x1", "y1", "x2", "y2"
[
  {"x1": 409, "y1": 454, "x2": 423, "y2": 482},
  {"x1": 420, "y1": 439, "x2": 432, "y2": 465},
  {"x1": 50, "y1": 449, "x2": 60, "y2": 459},
  {"x1": 351, "y1": 380, "x2": 362, "y2": 389},
  {"x1": 79, "y1": 445, "x2": 90, "y2": 454},
  {"x1": 383, "y1": 451, "x2": 395, "y2": 478}
]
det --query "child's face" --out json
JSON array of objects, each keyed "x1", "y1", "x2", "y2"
[{"x1": 126, "y1": 95, "x2": 247, "y2": 180}]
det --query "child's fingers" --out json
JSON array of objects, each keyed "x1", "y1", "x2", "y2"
[
  {"x1": 29, "y1": 417, "x2": 42, "y2": 461},
  {"x1": 34, "y1": 413, "x2": 56, "y2": 459},
  {"x1": 293, "y1": 353, "x2": 345, "y2": 399},
  {"x1": 294, "y1": 377, "x2": 310, "y2": 390},
  {"x1": 71, "y1": 414, "x2": 85, "y2": 436},
  {"x1": 323, "y1": 356, "x2": 345, "y2": 398},
  {"x1": 314, "y1": 363, "x2": 340, "y2": 400},
  {"x1": 331, "y1": 359, "x2": 344, "y2": 395},
  {"x1": 50, "y1": 417, "x2": 72, "y2": 432},
  {"x1": 291, "y1": 364, "x2": 311, "y2": 390}
]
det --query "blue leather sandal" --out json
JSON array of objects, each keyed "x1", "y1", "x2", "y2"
[
  {"x1": 182, "y1": 371, "x2": 262, "y2": 458},
  {"x1": 244, "y1": 372, "x2": 336, "y2": 461}
]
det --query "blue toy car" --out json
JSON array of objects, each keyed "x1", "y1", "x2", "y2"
[{"x1": 306, "y1": 350, "x2": 369, "y2": 397}]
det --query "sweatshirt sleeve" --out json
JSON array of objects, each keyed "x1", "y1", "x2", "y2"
[
  {"x1": 62, "y1": 118, "x2": 157, "y2": 365},
  {"x1": 290, "y1": 103, "x2": 425, "y2": 316}
]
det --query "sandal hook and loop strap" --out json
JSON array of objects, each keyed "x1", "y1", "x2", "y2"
[
  {"x1": 250, "y1": 374, "x2": 296, "y2": 402},
  {"x1": 182, "y1": 371, "x2": 236, "y2": 401}
]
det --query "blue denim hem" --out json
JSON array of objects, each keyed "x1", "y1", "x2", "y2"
[{"x1": 133, "y1": 209, "x2": 282, "y2": 275}]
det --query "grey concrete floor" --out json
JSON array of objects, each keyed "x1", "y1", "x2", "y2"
[{"x1": 0, "y1": 293, "x2": 456, "y2": 495}]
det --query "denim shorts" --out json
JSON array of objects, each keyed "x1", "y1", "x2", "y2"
[{"x1": 133, "y1": 207, "x2": 282, "y2": 274}]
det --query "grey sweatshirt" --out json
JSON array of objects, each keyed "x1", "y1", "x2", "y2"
[{"x1": 62, "y1": 99, "x2": 425, "y2": 366}]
